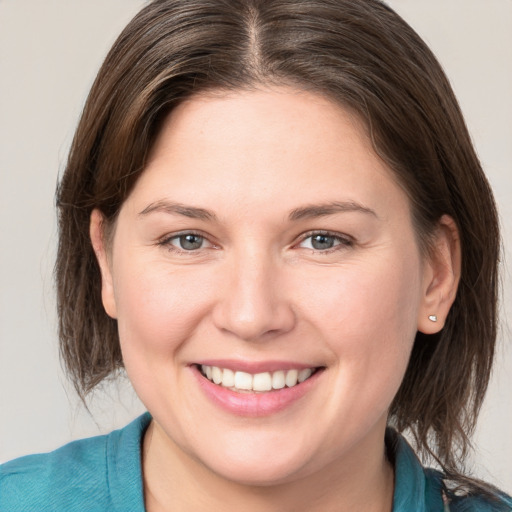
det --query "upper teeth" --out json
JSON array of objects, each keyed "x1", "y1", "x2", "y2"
[{"x1": 201, "y1": 365, "x2": 314, "y2": 392}]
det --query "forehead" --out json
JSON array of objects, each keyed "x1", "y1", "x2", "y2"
[
  {"x1": 123, "y1": 86, "x2": 410, "y2": 223},
  {"x1": 150, "y1": 87, "x2": 372, "y2": 168}
]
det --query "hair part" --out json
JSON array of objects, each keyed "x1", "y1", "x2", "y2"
[{"x1": 56, "y1": 0, "x2": 500, "y2": 495}]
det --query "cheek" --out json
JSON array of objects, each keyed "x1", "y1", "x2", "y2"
[
  {"x1": 112, "y1": 258, "x2": 215, "y2": 362},
  {"x1": 298, "y1": 252, "x2": 422, "y2": 385},
  {"x1": 304, "y1": 253, "x2": 420, "y2": 330}
]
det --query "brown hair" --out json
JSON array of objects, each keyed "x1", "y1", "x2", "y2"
[{"x1": 56, "y1": 0, "x2": 500, "y2": 492}]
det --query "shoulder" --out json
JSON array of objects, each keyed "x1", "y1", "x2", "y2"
[
  {"x1": 0, "y1": 413, "x2": 151, "y2": 512},
  {"x1": 424, "y1": 469, "x2": 512, "y2": 512},
  {"x1": 1, "y1": 435, "x2": 109, "y2": 511},
  {"x1": 450, "y1": 495, "x2": 512, "y2": 512},
  {"x1": 388, "y1": 429, "x2": 512, "y2": 512}
]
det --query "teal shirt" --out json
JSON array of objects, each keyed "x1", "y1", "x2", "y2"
[{"x1": 1, "y1": 413, "x2": 511, "y2": 511}]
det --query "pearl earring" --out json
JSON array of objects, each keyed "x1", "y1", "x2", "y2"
[{"x1": 428, "y1": 315, "x2": 438, "y2": 322}]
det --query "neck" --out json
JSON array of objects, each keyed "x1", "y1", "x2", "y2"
[{"x1": 142, "y1": 420, "x2": 394, "y2": 512}]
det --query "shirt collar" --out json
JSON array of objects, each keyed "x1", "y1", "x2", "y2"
[
  {"x1": 387, "y1": 428, "x2": 444, "y2": 512},
  {"x1": 116, "y1": 415, "x2": 444, "y2": 511}
]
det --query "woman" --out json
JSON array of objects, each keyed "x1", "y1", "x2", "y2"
[{"x1": 1, "y1": 0, "x2": 511, "y2": 510}]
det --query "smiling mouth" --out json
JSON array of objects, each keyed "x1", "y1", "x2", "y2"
[{"x1": 198, "y1": 365, "x2": 321, "y2": 393}]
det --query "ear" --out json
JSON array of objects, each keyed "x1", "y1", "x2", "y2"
[
  {"x1": 417, "y1": 215, "x2": 461, "y2": 334},
  {"x1": 90, "y1": 209, "x2": 117, "y2": 319}
]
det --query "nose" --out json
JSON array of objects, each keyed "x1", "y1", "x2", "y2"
[{"x1": 212, "y1": 250, "x2": 296, "y2": 342}]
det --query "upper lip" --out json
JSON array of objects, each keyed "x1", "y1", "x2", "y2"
[{"x1": 192, "y1": 359, "x2": 321, "y2": 374}]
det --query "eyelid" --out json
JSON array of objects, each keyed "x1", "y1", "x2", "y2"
[
  {"x1": 156, "y1": 229, "x2": 353, "y2": 254},
  {"x1": 295, "y1": 230, "x2": 354, "y2": 251},
  {"x1": 157, "y1": 230, "x2": 217, "y2": 253}
]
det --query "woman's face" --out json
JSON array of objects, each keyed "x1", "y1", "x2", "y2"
[{"x1": 93, "y1": 87, "x2": 442, "y2": 485}]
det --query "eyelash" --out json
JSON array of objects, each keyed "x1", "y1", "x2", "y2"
[
  {"x1": 157, "y1": 231, "x2": 213, "y2": 254},
  {"x1": 157, "y1": 230, "x2": 353, "y2": 255},
  {"x1": 296, "y1": 230, "x2": 354, "y2": 254}
]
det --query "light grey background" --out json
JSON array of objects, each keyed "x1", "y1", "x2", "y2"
[{"x1": 1, "y1": 0, "x2": 511, "y2": 494}]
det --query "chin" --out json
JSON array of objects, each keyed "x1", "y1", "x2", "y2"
[
  {"x1": 204, "y1": 454, "x2": 310, "y2": 487},
  {"x1": 174, "y1": 425, "x2": 316, "y2": 487}
]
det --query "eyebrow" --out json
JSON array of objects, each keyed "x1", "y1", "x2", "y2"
[
  {"x1": 138, "y1": 201, "x2": 217, "y2": 221},
  {"x1": 288, "y1": 201, "x2": 378, "y2": 221},
  {"x1": 138, "y1": 199, "x2": 377, "y2": 222}
]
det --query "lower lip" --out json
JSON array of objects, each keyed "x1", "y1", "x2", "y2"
[{"x1": 191, "y1": 366, "x2": 323, "y2": 417}]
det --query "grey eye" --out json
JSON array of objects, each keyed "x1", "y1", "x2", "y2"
[
  {"x1": 310, "y1": 234, "x2": 336, "y2": 250},
  {"x1": 177, "y1": 234, "x2": 204, "y2": 250}
]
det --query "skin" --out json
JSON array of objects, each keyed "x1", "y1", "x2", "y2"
[{"x1": 91, "y1": 87, "x2": 460, "y2": 511}]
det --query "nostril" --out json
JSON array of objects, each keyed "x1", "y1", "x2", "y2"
[{"x1": 211, "y1": 297, "x2": 296, "y2": 342}]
